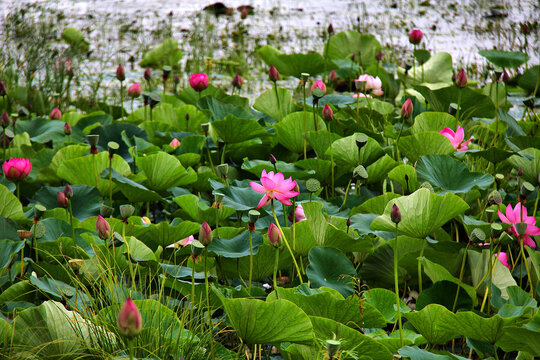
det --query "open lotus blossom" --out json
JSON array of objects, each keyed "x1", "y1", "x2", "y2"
[
  {"x1": 2, "y1": 158, "x2": 32, "y2": 181},
  {"x1": 440, "y1": 126, "x2": 473, "y2": 151},
  {"x1": 250, "y1": 169, "x2": 299, "y2": 208},
  {"x1": 495, "y1": 252, "x2": 511, "y2": 269},
  {"x1": 166, "y1": 235, "x2": 195, "y2": 248},
  {"x1": 498, "y1": 203, "x2": 540, "y2": 248},
  {"x1": 170, "y1": 138, "x2": 181, "y2": 149},
  {"x1": 353, "y1": 74, "x2": 383, "y2": 98},
  {"x1": 288, "y1": 204, "x2": 306, "y2": 223}
]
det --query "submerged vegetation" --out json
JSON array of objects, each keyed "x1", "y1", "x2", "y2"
[{"x1": 0, "y1": 1, "x2": 539, "y2": 360}]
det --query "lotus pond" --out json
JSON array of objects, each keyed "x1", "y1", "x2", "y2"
[{"x1": 0, "y1": 2, "x2": 540, "y2": 360}]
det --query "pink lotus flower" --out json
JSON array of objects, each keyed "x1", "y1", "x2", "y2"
[
  {"x1": 329, "y1": 70, "x2": 338, "y2": 83},
  {"x1": 116, "y1": 64, "x2": 125, "y2": 81},
  {"x1": 57, "y1": 191, "x2": 68, "y2": 208},
  {"x1": 250, "y1": 169, "x2": 299, "y2": 208},
  {"x1": 440, "y1": 126, "x2": 473, "y2": 151},
  {"x1": 354, "y1": 74, "x2": 383, "y2": 97},
  {"x1": 455, "y1": 69, "x2": 467, "y2": 88},
  {"x1": 167, "y1": 235, "x2": 195, "y2": 248},
  {"x1": 96, "y1": 215, "x2": 111, "y2": 240},
  {"x1": 169, "y1": 138, "x2": 181, "y2": 149},
  {"x1": 268, "y1": 65, "x2": 279, "y2": 82},
  {"x1": 498, "y1": 203, "x2": 540, "y2": 248},
  {"x1": 409, "y1": 29, "x2": 423, "y2": 45},
  {"x1": 311, "y1": 80, "x2": 326, "y2": 94},
  {"x1": 268, "y1": 223, "x2": 281, "y2": 247},
  {"x1": 2, "y1": 158, "x2": 32, "y2": 181},
  {"x1": 189, "y1": 73, "x2": 209, "y2": 92},
  {"x1": 199, "y1": 221, "x2": 213, "y2": 246},
  {"x1": 117, "y1": 298, "x2": 142, "y2": 338},
  {"x1": 495, "y1": 252, "x2": 510, "y2": 269},
  {"x1": 64, "y1": 122, "x2": 72, "y2": 135},
  {"x1": 141, "y1": 216, "x2": 151, "y2": 225},
  {"x1": 322, "y1": 104, "x2": 333, "y2": 121},
  {"x1": 401, "y1": 98, "x2": 413, "y2": 119},
  {"x1": 288, "y1": 204, "x2": 306, "y2": 223},
  {"x1": 50, "y1": 108, "x2": 62, "y2": 120},
  {"x1": 127, "y1": 83, "x2": 141, "y2": 98}
]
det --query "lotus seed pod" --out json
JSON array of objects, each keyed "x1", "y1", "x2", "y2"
[
  {"x1": 420, "y1": 182, "x2": 434, "y2": 192},
  {"x1": 306, "y1": 178, "x2": 321, "y2": 193},
  {"x1": 470, "y1": 228, "x2": 486, "y2": 243},
  {"x1": 355, "y1": 134, "x2": 368, "y2": 150},
  {"x1": 120, "y1": 204, "x2": 135, "y2": 218},
  {"x1": 488, "y1": 190, "x2": 502, "y2": 205},
  {"x1": 353, "y1": 165, "x2": 368, "y2": 180}
]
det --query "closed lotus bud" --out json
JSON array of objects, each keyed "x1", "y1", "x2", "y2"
[
  {"x1": 391, "y1": 204, "x2": 401, "y2": 224},
  {"x1": 50, "y1": 108, "x2": 62, "y2": 120},
  {"x1": 408, "y1": 29, "x2": 423, "y2": 45},
  {"x1": 401, "y1": 98, "x2": 413, "y2": 119},
  {"x1": 455, "y1": 69, "x2": 467, "y2": 88},
  {"x1": 323, "y1": 104, "x2": 333, "y2": 122},
  {"x1": 144, "y1": 68, "x2": 152, "y2": 81},
  {"x1": 329, "y1": 70, "x2": 338, "y2": 83},
  {"x1": 502, "y1": 70, "x2": 510, "y2": 83},
  {"x1": 269, "y1": 65, "x2": 279, "y2": 82},
  {"x1": 120, "y1": 204, "x2": 135, "y2": 219},
  {"x1": 327, "y1": 23, "x2": 334, "y2": 35},
  {"x1": 1, "y1": 111, "x2": 9, "y2": 128},
  {"x1": 117, "y1": 298, "x2": 142, "y2": 338},
  {"x1": 232, "y1": 74, "x2": 243, "y2": 89},
  {"x1": 96, "y1": 215, "x2": 111, "y2": 240},
  {"x1": 521, "y1": 22, "x2": 531, "y2": 35},
  {"x1": 116, "y1": 64, "x2": 125, "y2": 81},
  {"x1": 311, "y1": 80, "x2": 326, "y2": 94},
  {"x1": 199, "y1": 221, "x2": 213, "y2": 246},
  {"x1": 64, "y1": 183, "x2": 73, "y2": 199},
  {"x1": 189, "y1": 73, "x2": 209, "y2": 92},
  {"x1": 64, "y1": 122, "x2": 72, "y2": 135},
  {"x1": 127, "y1": 83, "x2": 141, "y2": 98},
  {"x1": 57, "y1": 191, "x2": 68, "y2": 208},
  {"x1": 269, "y1": 154, "x2": 277, "y2": 165},
  {"x1": 240, "y1": 7, "x2": 249, "y2": 19},
  {"x1": 0, "y1": 81, "x2": 6, "y2": 97},
  {"x1": 268, "y1": 223, "x2": 281, "y2": 247},
  {"x1": 170, "y1": 138, "x2": 180, "y2": 149},
  {"x1": 375, "y1": 50, "x2": 383, "y2": 61}
]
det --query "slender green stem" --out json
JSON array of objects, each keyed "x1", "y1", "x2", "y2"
[
  {"x1": 190, "y1": 262, "x2": 195, "y2": 325},
  {"x1": 204, "y1": 248, "x2": 211, "y2": 327},
  {"x1": 534, "y1": 186, "x2": 540, "y2": 217},
  {"x1": 303, "y1": 84, "x2": 307, "y2": 160},
  {"x1": 120, "y1": 81, "x2": 124, "y2": 120},
  {"x1": 394, "y1": 118, "x2": 405, "y2": 161},
  {"x1": 108, "y1": 158, "x2": 113, "y2": 206},
  {"x1": 33, "y1": 221, "x2": 38, "y2": 263},
  {"x1": 69, "y1": 200, "x2": 75, "y2": 244},
  {"x1": 452, "y1": 243, "x2": 469, "y2": 312},
  {"x1": 205, "y1": 137, "x2": 216, "y2": 174},
  {"x1": 2, "y1": 128, "x2": 5, "y2": 163},
  {"x1": 129, "y1": 339, "x2": 134, "y2": 360},
  {"x1": 418, "y1": 238, "x2": 426, "y2": 293},
  {"x1": 313, "y1": 102, "x2": 318, "y2": 131},
  {"x1": 273, "y1": 247, "x2": 280, "y2": 292},
  {"x1": 274, "y1": 82, "x2": 282, "y2": 121},
  {"x1": 520, "y1": 238, "x2": 534, "y2": 298},
  {"x1": 329, "y1": 122, "x2": 334, "y2": 197},
  {"x1": 249, "y1": 230, "x2": 253, "y2": 296},
  {"x1": 412, "y1": 44, "x2": 416, "y2": 87},
  {"x1": 355, "y1": 93, "x2": 360, "y2": 124},
  {"x1": 221, "y1": 143, "x2": 226, "y2": 165},
  {"x1": 92, "y1": 154, "x2": 99, "y2": 189},
  {"x1": 394, "y1": 223, "x2": 403, "y2": 348},
  {"x1": 16, "y1": 182, "x2": 20, "y2": 201},
  {"x1": 456, "y1": 89, "x2": 462, "y2": 122},
  {"x1": 271, "y1": 201, "x2": 303, "y2": 283}
]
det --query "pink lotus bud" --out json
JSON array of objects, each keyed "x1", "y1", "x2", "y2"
[
  {"x1": 50, "y1": 108, "x2": 62, "y2": 120},
  {"x1": 116, "y1": 64, "x2": 125, "y2": 81},
  {"x1": 391, "y1": 203, "x2": 401, "y2": 224},
  {"x1": 323, "y1": 104, "x2": 333, "y2": 122},
  {"x1": 311, "y1": 80, "x2": 326, "y2": 94},
  {"x1": 269, "y1": 154, "x2": 277, "y2": 164},
  {"x1": 189, "y1": 73, "x2": 209, "y2": 92},
  {"x1": 169, "y1": 138, "x2": 181, "y2": 149},
  {"x1": 2, "y1": 158, "x2": 32, "y2": 181},
  {"x1": 96, "y1": 215, "x2": 111, "y2": 240},
  {"x1": 64, "y1": 122, "x2": 72, "y2": 135},
  {"x1": 455, "y1": 69, "x2": 467, "y2": 88},
  {"x1": 329, "y1": 70, "x2": 338, "y2": 83},
  {"x1": 269, "y1": 65, "x2": 279, "y2": 82},
  {"x1": 401, "y1": 98, "x2": 413, "y2": 119},
  {"x1": 232, "y1": 74, "x2": 243, "y2": 89},
  {"x1": 240, "y1": 7, "x2": 249, "y2": 19},
  {"x1": 0, "y1": 81, "x2": 6, "y2": 97},
  {"x1": 1, "y1": 111, "x2": 9, "y2": 128},
  {"x1": 408, "y1": 29, "x2": 423, "y2": 45},
  {"x1": 64, "y1": 183, "x2": 73, "y2": 199},
  {"x1": 57, "y1": 191, "x2": 68, "y2": 208},
  {"x1": 117, "y1": 298, "x2": 142, "y2": 338},
  {"x1": 144, "y1": 67, "x2": 152, "y2": 81},
  {"x1": 199, "y1": 221, "x2": 213, "y2": 246},
  {"x1": 327, "y1": 23, "x2": 334, "y2": 35},
  {"x1": 521, "y1": 22, "x2": 531, "y2": 35},
  {"x1": 268, "y1": 223, "x2": 281, "y2": 247},
  {"x1": 288, "y1": 204, "x2": 306, "y2": 223},
  {"x1": 502, "y1": 70, "x2": 510, "y2": 83},
  {"x1": 375, "y1": 50, "x2": 384, "y2": 61},
  {"x1": 127, "y1": 83, "x2": 141, "y2": 98}
]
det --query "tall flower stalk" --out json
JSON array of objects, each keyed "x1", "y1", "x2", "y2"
[{"x1": 391, "y1": 204, "x2": 403, "y2": 348}]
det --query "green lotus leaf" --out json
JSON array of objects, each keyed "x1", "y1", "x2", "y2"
[
  {"x1": 61, "y1": 27, "x2": 89, "y2": 51},
  {"x1": 294, "y1": 158, "x2": 332, "y2": 183},
  {"x1": 478, "y1": 50, "x2": 529, "y2": 68},
  {"x1": 305, "y1": 130, "x2": 342, "y2": 160},
  {"x1": 398, "y1": 346, "x2": 457, "y2": 360},
  {"x1": 139, "y1": 38, "x2": 182, "y2": 68},
  {"x1": 366, "y1": 154, "x2": 397, "y2": 184},
  {"x1": 371, "y1": 188, "x2": 469, "y2": 239},
  {"x1": 367, "y1": 329, "x2": 426, "y2": 354},
  {"x1": 198, "y1": 95, "x2": 255, "y2": 121},
  {"x1": 274, "y1": 112, "x2": 326, "y2": 153},
  {"x1": 29, "y1": 274, "x2": 76, "y2": 300},
  {"x1": 15, "y1": 119, "x2": 66, "y2": 145},
  {"x1": 388, "y1": 164, "x2": 419, "y2": 193},
  {"x1": 362, "y1": 287, "x2": 411, "y2": 324},
  {"x1": 212, "y1": 114, "x2": 268, "y2": 143},
  {"x1": 102, "y1": 169, "x2": 162, "y2": 202},
  {"x1": 416, "y1": 155, "x2": 494, "y2": 194},
  {"x1": 257, "y1": 45, "x2": 325, "y2": 78},
  {"x1": 208, "y1": 230, "x2": 263, "y2": 258},
  {"x1": 518, "y1": 65, "x2": 540, "y2": 94},
  {"x1": 403, "y1": 304, "x2": 460, "y2": 345},
  {"x1": 398, "y1": 132, "x2": 455, "y2": 163},
  {"x1": 173, "y1": 194, "x2": 235, "y2": 225},
  {"x1": 31, "y1": 185, "x2": 102, "y2": 221},
  {"x1": 0, "y1": 184, "x2": 26, "y2": 223},
  {"x1": 130, "y1": 220, "x2": 200, "y2": 250},
  {"x1": 416, "y1": 281, "x2": 473, "y2": 311},
  {"x1": 306, "y1": 246, "x2": 356, "y2": 297},
  {"x1": 468, "y1": 249, "x2": 517, "y2": 301},
  {"x1": 137, "y1": 152, "x2": 196, "y2": 191},
  {"x1": 353, "y1": 193, "x2": 401, "y2": 215},
  {"x1": 411, "y1": 112, "x2": 457, "y2": 134},
  {"x1": 399, "y1": 52, "x2": 454, "y2": 86},
  {"x1": 90, "y1": 122, "x2": 147, "y2": 161},
  {"x1": 328, "y1": 132, "x2": 384, "y2": 168},
  {"x1": 497, "y1": 326, "x2": 540, "y2": 356},
  {"x1": 325, "y1": 31, "x2": 381, "y2": 68},
  {"x1": 0, "y1": 239, "x2": 25, "y2": 269},
  {"x1": 460, "y1": 148, "x2": 527, "y2": 164},
  {"x1": 215, "y1": 289, "x2": 314, "y2": 345},
  {"x1": 253, "y1": 87, "x2": 296, "y2": 122},
  {"x1": 0, "y1": 281, "x2": 35, "y2": 305},
  {"x1": 507, "y1": 148, "x2": 540, "y2": 185}
]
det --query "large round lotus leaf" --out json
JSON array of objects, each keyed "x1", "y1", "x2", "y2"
[
  {"x1": 253, "y1": 87, "x2": 295, "y2": 122},
  {"x1": 416, "y1": 281, "x2": 473, "y2": 311},
  {"x1": 362, "y1": 288, "x2": 411, "y2": 323},
  {"x1": 398, "y1": 52, "x2": 453, "y2": 85},
  {"x1": 0, "y1": 239, "x2": 25, "y2": 269},
  {"x1": 403, "y1": 304, "x2": 460, "y2": 345},
  {"x1": 497, "y1": 326, "x2": 540, "y2": 356},
  {"x1": 31, "y1": 185, "x2": 101, "y2": 221},
  {"x1": 208, "y1": 230, "x2": 263, "y2": 258},
  {"x1": 507, "y1": 148, "x2": 540, "y2": 185},
  {"x1": 478, "y1": 50, "x2": 529, "y2": 68},
  {"x1": 327, "y1": 132, "x2": 384, "y2": 168},
  {"x1": 139, "y1": 38, "x2": 182, "y2": 68},
  {"x1": 305, "y1": 130, "x2": 342, "y2": 160},
  {"x1": 242, "y1": 159, "x2": 314, "y2": 180},
  {"x1": 173, "y1": 194, "x2": 235, "y2": 225},
  {"x1": 103, "y1": 169, "x2": 162, "y2": 202},
  {"x1": 257, "y1": 45, "x2": 325, "y2": 78},
  {"x1": 0, "y1": 184, "x2": 26, "y2": 223},
  {"x1": 136, "y1": 152, "x2": 196, "y2": 191},
  {"x1": 371, "y1": 188, "x2": 469, "y2": 239},
  {"x1": 306, "y1": 246, "x2": 356, "y2": 297},
  {"x1": 387, "y1": 165, "x2": 419, "y2": 193},
  {"x1": 215, "y1": 290, "x2": 314, "y2": 345},
  {"x1": 198, "y1": 95, "x2": 255, "y2": 121},
  {"x1": 274, "y1": 112, "x2": 326, "y2": 153},
  {"x1": 366, "y1": 154, "x2": 397, "y2": 184},
  {"x1": 130, "y1": 221, "x2": 200, "y2": 250},
  {"x1": 397, "y1": 132, "x2": 455, "y2": 163},
  {"x1": 416, "y1": 155, "x2": 494, "y2": 194},
  {"x1": 212, "y1": 115, "x2": 268, "y2": 144},
  {"x1": 15, "y1": 119, "x2": 66, "y2": 145},
  {"x1": 268, "y1": 286, "x2": 386, "y2": 328},
  {"x1": 518, "y1": 65, "x2": 540, "y2": 94},
  {"x1": 324, "y1": 31, "x2": 381, "y2": 68},
  {"x1": 410, "y1": 112, "x2": 457, "y2": 134}
]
